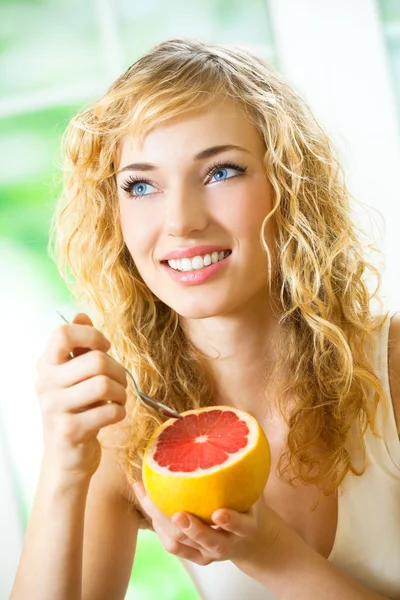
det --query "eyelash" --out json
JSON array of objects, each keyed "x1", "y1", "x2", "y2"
[{"x1": 120, "y1": 160, "x2": 247, "y2": 197}]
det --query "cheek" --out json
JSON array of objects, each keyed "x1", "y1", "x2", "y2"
[
  {"x1": 119, "y1": 202, "x2": 159, "y2": 257},
  {"x1": 222, "y1": 178, "x2": 273, "y2": 238}
]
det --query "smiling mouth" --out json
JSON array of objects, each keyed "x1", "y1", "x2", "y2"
[{"x1": 162, "y1": 250, "x2": 232, "y2": 272}]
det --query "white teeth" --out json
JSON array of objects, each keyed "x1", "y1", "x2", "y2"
[
  {"x1": 181, "y1": 258, "x2": 192, "y2": 271},
  {"x1": 167, "y1": 250, "x2": 230, "y2": 272},
  {"x1": 192, "y1": 255, "x2": 205, "y2": 270}
]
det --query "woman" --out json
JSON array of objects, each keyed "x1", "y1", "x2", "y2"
[{"x1": 11, "y1": 39, "x2": 400, "y2": 599}]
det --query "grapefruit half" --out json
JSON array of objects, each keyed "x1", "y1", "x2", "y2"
[{"x1": 142, "y1": 406, "x2": 270, "y2": 523}]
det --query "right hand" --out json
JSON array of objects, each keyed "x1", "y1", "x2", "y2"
[{"x1": 35, "y1": 313, "x2": 128, "y2": 483}]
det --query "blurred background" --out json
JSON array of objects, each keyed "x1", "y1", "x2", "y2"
[{"x1": 1, "y1": 0, "x2": 399, "y2": 598}]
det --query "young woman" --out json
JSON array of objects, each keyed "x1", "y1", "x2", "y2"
[{"x1": 11, "y1": 39, "x2": 400, "y2": 600}]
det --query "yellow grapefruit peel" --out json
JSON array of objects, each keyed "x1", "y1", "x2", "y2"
[{"x1": 142, "y1": 406, "x2": 271, "y2": 524}]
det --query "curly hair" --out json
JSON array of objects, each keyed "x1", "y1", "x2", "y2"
[{"x1": 49, "y1": 38, "x2": 389, "y2": 499}]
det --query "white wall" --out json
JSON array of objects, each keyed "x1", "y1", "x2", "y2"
[{"x1": 269, "y1": 0, "x2": 400, "y2": 310}]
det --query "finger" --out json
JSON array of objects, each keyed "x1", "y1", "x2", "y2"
[
  {"x1": 134, "y1": 482, "x2": 169, "y2": 524},
  {"x1": 58, "y1": 402, "x2": 127, "y2": 444},
  {"x1": 212, "y1": 508, "x2": 257, "y2": 537},
  {"x1": 134, "y1": 483, "x2": 202, "y2": 551},
  {"x1": 44, "y1": 318, "x2": 110, "y2": 365},
  {"x1": 59, "y1": 375, "x2": 127, "y2": 412},
  {"x1": 70, "y1": 313, "x2": 95, "y2": 357},
  {"x1": 47, "y1": 350, "x2": 128, "y2": 390},
  {"x1": 153, "y1": 521, "x2": 212, "y2": 565},
  {"x1": 171, "y1": 512, "x2": 232, "y2": 560},
  {"x1": 72, "y1": 313, "x2": 93, "y2": 326}
]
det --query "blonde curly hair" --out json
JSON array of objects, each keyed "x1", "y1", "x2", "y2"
[{"x1": 49, "y1": 38, "x2": 389, "y2": 498}]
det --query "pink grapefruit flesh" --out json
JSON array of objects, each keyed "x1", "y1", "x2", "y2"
[{"x1": 142, "y1": 406, "x2": 270, "y2": 523}]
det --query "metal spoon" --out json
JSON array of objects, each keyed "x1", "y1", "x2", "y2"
[{"x1": 57, "y1": 311, "x2": 182, "y2": 420}]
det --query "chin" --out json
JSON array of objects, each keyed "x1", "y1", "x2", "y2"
[
  {"x1": 165, "y1": 292, "x2": 239, "y2": 320},
  {"x1": 175, "y1": 306, "x2": 221, "y2": 320}
]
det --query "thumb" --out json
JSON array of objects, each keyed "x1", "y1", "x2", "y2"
[
  {"x1": 70, "y1": 312, "x2": 95, "y2": 358},
  {"x1": 72, "y1": 312, "x2": 94, "y2": 326}
]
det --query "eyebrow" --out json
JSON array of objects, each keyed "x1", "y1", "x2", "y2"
[{"x1": 116, "y1": 144, "x2": 251, "y2": 175}]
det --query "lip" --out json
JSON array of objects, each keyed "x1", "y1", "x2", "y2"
[
  {"x1": 161, "y1": 252, "x2": 230, "y2": 285},
  {"x1": 160, "y1": 245, "x2": 230, "y2": 261}
]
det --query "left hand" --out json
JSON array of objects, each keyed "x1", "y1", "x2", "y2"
[{"x1": 133, "y1": 481, "x2": 287, "y2": 567}]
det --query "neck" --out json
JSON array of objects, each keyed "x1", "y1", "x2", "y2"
[{"x1": 181, "y1": 298, "x2": 285, "y2": 413}]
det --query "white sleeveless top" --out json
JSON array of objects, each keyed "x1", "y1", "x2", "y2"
[{"x1": 181, "y1": 311, "x2": 400, "y2": 599}]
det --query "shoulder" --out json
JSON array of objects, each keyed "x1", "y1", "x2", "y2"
[{"x1": 388, "y1": 311, "x2": 400, "y2": 436}]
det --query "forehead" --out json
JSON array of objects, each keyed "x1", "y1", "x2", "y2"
[{"x1": 117, "y1": 98, "x2": 264, "y2": 167}]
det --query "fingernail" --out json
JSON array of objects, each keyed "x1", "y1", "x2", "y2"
[
  {"x1": 177, "y1": 514, "x2": 190, "y2": 529},
  {"x1": 217, "y1": 513, "x2": 230, "y2": 525}
]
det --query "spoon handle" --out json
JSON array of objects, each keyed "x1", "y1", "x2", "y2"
[{"x1": 56, "y1": 311, "x2": 181, "y2": 420}]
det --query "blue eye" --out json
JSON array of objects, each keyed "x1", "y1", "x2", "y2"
[
  {"x1": 132, "y1": 182, "x2": 157, "y2": 196},
  {"x1": 120, "y1": 177, "x2": 158, "y2": 198},
  {"x1": 211, "y1": 167, "x2": 237, "y2": 182},
  {"x1": 207, "y1": 163, "x2": 246, "y2": 184},
  {"x1": 120, "y1": 162, "x2": 246, "y2": 198}
]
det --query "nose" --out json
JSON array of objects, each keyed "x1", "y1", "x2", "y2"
[{"x1": 164, "y1": 183, "x2": 208, "y2": 238}]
